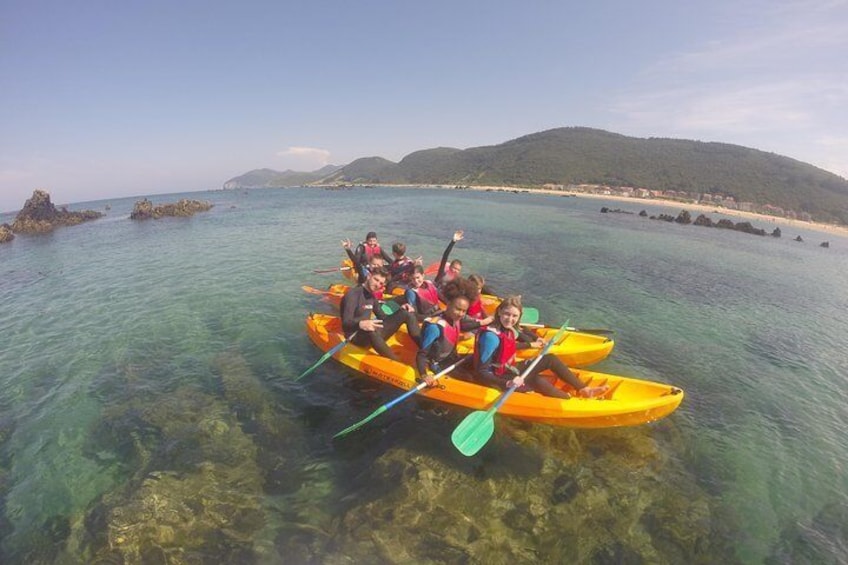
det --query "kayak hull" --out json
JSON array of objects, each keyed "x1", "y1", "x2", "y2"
[{"x1": 305, "y1": 313, "x2": 683, "y2": 428}]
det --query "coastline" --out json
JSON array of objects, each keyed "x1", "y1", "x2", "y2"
[{"x1": 385, "y1": 184, "x2": 848, "y2": 238}]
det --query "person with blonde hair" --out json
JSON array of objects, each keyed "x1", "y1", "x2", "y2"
[{"x1": 473, "y1": 296, "x2": 608, "y2": 399}]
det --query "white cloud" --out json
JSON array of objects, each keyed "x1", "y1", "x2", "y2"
[
  {"x1": 276, "y1": 146, "x2": 332, "y2": 165},
  {"x1": 608, "y1": 1, "x2": 848, "y2": 175}
]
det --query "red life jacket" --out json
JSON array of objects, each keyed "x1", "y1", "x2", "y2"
[
  {"x1": 414, "y1": 280, "x2": 439, "y2": 305},
  {"x1": 467, "y1": 296, "x2": 486, "y2": 319},
  {"x1": 361, "y1": 242, "x2": 382, "y2": 261},
  {"x1": 475, "y1": 326, "x2": 517, "y2": 376},
  {"x1": 426, "y1": 314, "x2": 462, "y2": 346},
  {"x1": 390, "y1": 256, "x2": 414, "y2": 283}
]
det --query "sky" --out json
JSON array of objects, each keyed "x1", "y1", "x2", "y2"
[{"x1": 2, "y1": 0, "x2": 847, "y2": 212}]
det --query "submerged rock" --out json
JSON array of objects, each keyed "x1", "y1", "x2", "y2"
[
  {"x1": 130, "y1": 198, "x2": 213, "y2": 220},
  {"x1": 766, "y1": 502, "x2": 848, "y2": 565},
  {"x1": 10, "y1": 189, "x2": 102, "y2": 233}
]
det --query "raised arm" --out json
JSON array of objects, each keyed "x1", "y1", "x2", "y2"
[{"x1": 435, "y1": 230, "x2": 463, "y2": 284}]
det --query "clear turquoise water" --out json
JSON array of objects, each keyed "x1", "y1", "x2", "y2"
[{"x1": 1, "y1": 187, "x2": 846, "y2": 563}]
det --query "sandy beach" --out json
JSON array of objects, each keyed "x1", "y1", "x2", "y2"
[{"x1": 394, "y1": 184, "x2": 848, "y2": 239}]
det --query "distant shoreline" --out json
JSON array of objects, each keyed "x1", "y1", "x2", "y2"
[{"x1": 369, "y1": 184, "x2": 848, "y2": 239}]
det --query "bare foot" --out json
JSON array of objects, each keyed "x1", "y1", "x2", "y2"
[{"x1": 577, "y1": 385, "x2": 609, "y2": 398}]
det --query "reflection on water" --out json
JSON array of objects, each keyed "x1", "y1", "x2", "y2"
[{"x1": 0, "y1": 187, "x2": 847, "y2": 563}]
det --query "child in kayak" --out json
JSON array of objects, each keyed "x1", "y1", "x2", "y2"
[
  {"x1": 342, "y1": 238, "x2": 388, "y2": 287},
  {"x1": 340, "y1": 266, "x2": 420, "y2": 362},
  {"x1": 405, "y1": 265, "x2": 442, "y2": 318},
  {"x1": 434, "y1": 230, "x2": 464, "y2": 288},
  {"x1": 474, "y1": 296, "x2": 608, "y2": 399},
  {"x1": 387, "y1": 242, "x2": 422, "y2": 292},
  {"x1": 415, "y1": 278, "x2": 485, "y2": 386},
  {"x1": 465, "y1": 274, "x2": 494, "y2": 324},
  {"x1": 353, "y1": 231, "x2": 392, "y2": 268}
]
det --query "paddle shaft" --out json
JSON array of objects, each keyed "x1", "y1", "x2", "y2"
[
  {"x1": 385, "y1": 356, "x2": 468, "y2": 410},
  {"x1": 296, "y1": 331, "x2": 356, "y2": 381},
  {"x1": 450, "y1": 321, "x2": 569, "y2": 456},
  {"x1": 314, "y1": 266, "x2": 352, "y2": 274},
  {"x1": 333, "y1": 356, "x2": 469, "y2": 437}
]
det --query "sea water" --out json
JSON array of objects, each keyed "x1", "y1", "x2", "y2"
[{"x1": 1, "y1": 187, "x2": 846, "y2": 563}]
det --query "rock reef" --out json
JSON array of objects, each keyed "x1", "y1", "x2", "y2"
[
  {"x1": 10, "y1": 189, "x2": 103, "y2": 234},
  {"x1": 130, "y1": 198, "x2": 213, "y2": 220},
  {"x1": 604, "y1": 207, "x2": 827, "y2": 245}
]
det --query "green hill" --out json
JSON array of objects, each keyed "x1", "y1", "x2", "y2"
[
  {"x1": 226, "y1": 128, "x2": 848, "y2": 224},
  {"x1": 223, "y1": 165, "x2": 342, "y2": 189}
]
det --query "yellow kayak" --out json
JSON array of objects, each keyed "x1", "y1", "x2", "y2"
[
  {"x1": 305, "y1": 313, "x2": 683, "y2": 428},
  {"x1": 304, "y1": 285, "x2": 614, "y2": 367}
]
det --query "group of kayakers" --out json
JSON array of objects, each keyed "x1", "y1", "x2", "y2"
[{"x1": 336, "y1": 230, "x2": 608, "y2": 399}]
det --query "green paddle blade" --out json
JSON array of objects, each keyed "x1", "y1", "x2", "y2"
[
  {"x1": 380, "y1": 300, "x2": 400, "y2": 315},
  {"x1": 520, "y1": 307, "x2": 539, "y2": 324},
  {"x1": 450, "y1": 410, "x2": 496, "y2": 456},
  {"x1": 334, "y1": 405, "x2": 388, "y2": 438}
]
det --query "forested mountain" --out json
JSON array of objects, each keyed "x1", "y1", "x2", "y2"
[
  {"x1": 226, "y1": 128, "x2": 848, "y2": 224},
  {"x1": 223, "y1": 165, "x2": 342, "y2": 189}
]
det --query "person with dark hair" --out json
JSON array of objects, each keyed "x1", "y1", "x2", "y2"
[
  {"x1": 415, "y1": 278, "x2": 486, "y2": 386},
  {"x1": 340, "y1": 266, "x2": 420, "y2": 362},
  {"x1": 473, "y1": 296, "x2": 608, "y2": 399},
  {"x1": 387, "y1": 241, "x2": 422, "y2": 291},
  {"x1": 404, "y1": 264, "x2": 441, "y2": 318},
  {"x1": 342, "y1": 238, "x2": 388, "y2": 287},
  {"x1": 434, "y1": 230, "x2": 464, "y2": 288},
  {"x1": 353, "y1": 231, "x2": 392, "y2": 268}
]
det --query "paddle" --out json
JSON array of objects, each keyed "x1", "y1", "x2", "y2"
[
  {"x1": 520, "y1": 322, "x2": 614, "y2": 336},
  {"x1": 314, "y1": 266, "x2": 352, "y2": 274},
  {"x1": 520, "y1": 307, "x2": 539, "y2": 324},
  {"x1": 424, "y1": 262, "x2": 440, "y2": 276},
  {"x1": 333, "y1": 357, "x2": 470, "y2": 438},
  {"x1": 296, "y1": 331, "x2": 356, "y2": 381},
  {"x1": 450, "y1": 320, "x2": 570, "y2": 456}
]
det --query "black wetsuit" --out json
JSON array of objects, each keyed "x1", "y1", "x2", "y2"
[{"x1": 340, "y1": 284, "x2": 420, "y2": 361}]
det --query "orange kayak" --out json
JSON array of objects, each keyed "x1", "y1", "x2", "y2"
[{"x1": 304, "y1": 313, "x2": 683, "y2": 428}]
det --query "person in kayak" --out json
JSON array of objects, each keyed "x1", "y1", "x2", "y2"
[
  {"x1": 342, "y1": 238, "x2": 388, "y2": 287},
  {"x1": 387, "y1": 241, "x2": 422, "y2": 292},
  {"x1": 474, "y1": 296, "x2": 608, "y2": 399},
  {"x1": 415, "y1": 278, "x2": 484, "y2": 386},
  {"x1": 353, "y1": 231, "x2": 392, "y2": 268},
  {"x1": 465, "y1": 274, "x2": 493, "y2": 323},
  {"x1": 340, "y1": 265, "x2": 420, "y2": 362},
  {"x1": 404, "y1": 264, "x2": 442, "y2": 318},
  {"x1": 434, "y1": 230, "x2": 464, "y2": 288}
]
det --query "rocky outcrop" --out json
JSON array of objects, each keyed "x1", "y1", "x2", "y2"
[
  {"x1": 733, "y1": 221, "x2": 767, "y2": 236},
  {"x1": 10, "y1": 189, "x2": 103, "y2": 234},
  {"x1": 693, "y1": 214, "x2": 713, "y2": 227},
  {"x1": 820, "y1": 241, "x2": 830, "y2": 248},
  {"x1": 771, "y1": 227, "x2": 781, "y2": 237},
  {"x1": 0, "y1": 223, "x2": 14, "y2": 243},
  {"x1": 130, "y1": 198, "x2": 213, "y2": 220}
]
